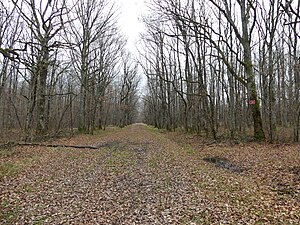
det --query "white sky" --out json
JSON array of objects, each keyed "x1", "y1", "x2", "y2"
[{"x1": 117, "y1": 0, "x2": 146, "y2": 56}]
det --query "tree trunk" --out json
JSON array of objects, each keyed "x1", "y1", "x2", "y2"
[
  {"x1": 241, "y1": 0, "x2": 265, "y2": 141},
  {"x1": 36, "y1": 45, "x2": 49, "y2": 135}
]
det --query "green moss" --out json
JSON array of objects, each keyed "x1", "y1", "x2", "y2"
[
  {"x1": 0, "y1": 162, "x2": 21, "y2": 180},
  {"x1": 0, "y1": 149, "x2": 18, "y2": 158},
  {"x1": 22, "y1": 183, "x2": 35, "y2": 193},
  {"x1": 254, "y1": 130, "x2": 266, "y2": 141},
  {"x1": 0, "y1": 154, "x2": 39, "y2": 181},
  {"x1": 186, "y1": 145, "x2": 196, "y2": 155},
  {"x1": 0, "y1": 201, "x2": 19, "y2": 224},
  {"x1": 105, "y1": 149, "x2": 135, "y2": 173},
  {"x1": 148, "y1": 158, "x2": 158, "y2": 168},
  {"x1": 147, "y1": 126, "x2": 160, "y2": 133},
  {"x1": 33, "y1": 217, "x2": 47, "y2": 225}
]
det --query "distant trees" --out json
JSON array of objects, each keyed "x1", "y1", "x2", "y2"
[
  {"x1": 141, "y1": 0, "x2": 300, "y2": 142},
  {"x1": 64, "y1": 0, "x2": 125, "y2": 133},
  {"x1": 0, "y1": 0, "x2": 140, "y2": 141},
  {"x1": 281, "y1": 0, "x2": 300, "y2": 141},
  {"x1": 117, "y1": 54, "x2": 140, "y2": 127}
]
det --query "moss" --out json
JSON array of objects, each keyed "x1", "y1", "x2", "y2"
[
  {"x1": 254, "y1": 130, "x2": 266, "y2": 141},
  {"x1": 22, "y1": 183, "x2": 35, "y2": 193},
  {"x1": 186, "y1": 146, "x2": 196, "y2": 155},
  {"x1": 0, "y1": 154, "x2": 39, "y2": 181},
  {"x1": 0, "y1": 201, "x2": 19, "y2": 224},
  {"x1": 0, "y1": 163, "x2": 21, "y2": 180}
]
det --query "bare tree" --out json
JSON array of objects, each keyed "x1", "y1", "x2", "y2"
[
  {"x1": 0, "y1": 2, "x2": 23, "y2": 138},
  {"x1": 117, "y1": 53, "x2": 140, "y2": 127},
  {"x1": 64, "y1": 0, "x2": 125, "y2": 133},
  {"x1": 11, "y1": 0, "x2": 69, "y2": 139}
]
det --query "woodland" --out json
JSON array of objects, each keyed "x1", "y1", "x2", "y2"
[
  {"x1": 0, "y1": 1, "x2": 300, "y2": 224},
  {"x1": 140, "y1": 0, "x2": 300, "y2": 142},
  {"x1": 0, "y1": 0, "x2": 299, "y2": 143}
]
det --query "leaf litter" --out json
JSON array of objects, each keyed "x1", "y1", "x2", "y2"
[{"x1": 0, "y1": 124, "x2": 299, "y2": 224}]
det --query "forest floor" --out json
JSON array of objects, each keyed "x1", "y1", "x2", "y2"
[{"x1": 0, "y1": 124, "x2": 299, "y2": 224}]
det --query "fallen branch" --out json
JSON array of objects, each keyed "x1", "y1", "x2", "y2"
[{"x1": 18, "y1": 143, "x2": 99, "y2": 149}]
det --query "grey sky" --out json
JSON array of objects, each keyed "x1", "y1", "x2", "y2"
[{"x1": 118, "y1": 0, "x2": 146, "y2": 55}]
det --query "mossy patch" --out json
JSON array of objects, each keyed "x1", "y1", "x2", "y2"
[{"x1": 0, "y1": 162, "x2": 21, "y2": 180}]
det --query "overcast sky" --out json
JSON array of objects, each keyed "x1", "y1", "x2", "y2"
[{"x1": 117, "y1": 0, "x2": 147, "y2": 55}]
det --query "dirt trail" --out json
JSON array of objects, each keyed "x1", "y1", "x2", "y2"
[{"x1": 0, "y1": 124, "x2": 299, "y2": 224}]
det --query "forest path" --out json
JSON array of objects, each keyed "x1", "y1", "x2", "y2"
[{"x1": 1, "y1": 124, "x2": 299, "y2": 224}]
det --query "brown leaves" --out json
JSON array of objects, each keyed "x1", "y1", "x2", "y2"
[{"x1": 0, "y1": 124, "x2": 299, "y2": 224}]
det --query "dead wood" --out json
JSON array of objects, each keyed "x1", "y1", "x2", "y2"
[{"x1": 17, "y1": 143, "x2": 99, "y2": 149}]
